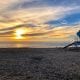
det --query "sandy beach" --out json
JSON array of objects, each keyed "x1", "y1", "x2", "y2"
[{"x1": 0, "y1": 48, "x2": 80, "y2": 80}]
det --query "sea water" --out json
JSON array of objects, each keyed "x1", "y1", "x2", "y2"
[{"x1": 0, "y1": 41, "x2": 69, "y2": 48}]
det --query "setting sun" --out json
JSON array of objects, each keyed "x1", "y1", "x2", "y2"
[
  {"x1": 14, "y1": 28, "x2": 32, "y2": 39},
  {"x1": 15, "y1": 29, "x2": 25, "y2": 39}
]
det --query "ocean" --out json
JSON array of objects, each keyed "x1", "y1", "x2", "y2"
[{"x1": 0, "y1": 41, "x2": 69, "y2": 48}]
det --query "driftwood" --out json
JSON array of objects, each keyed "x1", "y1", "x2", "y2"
[{"x1": 64, "y1": 41, "x2": 80, "y2": 48}]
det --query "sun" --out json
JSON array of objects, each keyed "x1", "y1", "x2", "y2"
[
  {"x1": 14, "y1": 28, "x2": 32, "y2": 39},
  {"x1": 15, "y1": 29, "x2": 25, "y2": 39}
]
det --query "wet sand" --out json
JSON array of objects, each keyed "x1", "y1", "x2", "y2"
[{"x1": 0, "y1": 48, "x2": 80, "y2": 80}]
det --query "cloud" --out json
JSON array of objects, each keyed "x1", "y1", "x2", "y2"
[
  {"x1": 0, "y1": 23, "x2": 79, "y2": 40},
  {"x1": 0, "y1": 0, "x2": 80, "y2": 27},
  {"x1": 0, "y1": 0, "x2": 80, "y2": 42},
  {"x1": 1, "y1": 6, "x2": 79, "y2": 25}
]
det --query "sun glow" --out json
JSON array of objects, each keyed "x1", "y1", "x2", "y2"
[{"x1": 15, "y1": 29, "x2": 25, "y2": 39}]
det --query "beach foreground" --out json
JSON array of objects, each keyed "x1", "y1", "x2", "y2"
[{"x1": 0, "y1": 48, "x2": 80, "y2": 80}]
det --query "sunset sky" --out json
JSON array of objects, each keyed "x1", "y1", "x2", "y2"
[{"x1": 0, "y1": 0, "x2": 80, "y2": 47}]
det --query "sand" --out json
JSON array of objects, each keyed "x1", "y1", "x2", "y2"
[{"x1": 0, "y1": 48, "x2": 80, "y2": 80}]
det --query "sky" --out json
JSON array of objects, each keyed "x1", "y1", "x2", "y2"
[{"x1": 0, "y1": 0, "x2": 80, "y2": 47}]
